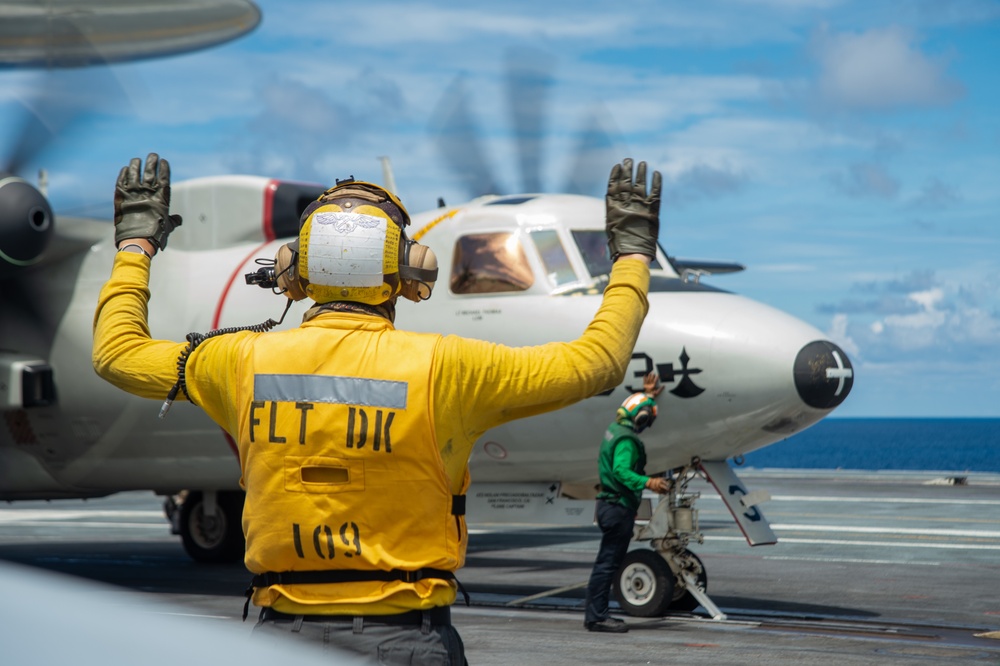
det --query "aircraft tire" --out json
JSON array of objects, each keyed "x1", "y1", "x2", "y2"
[
  {"x1": 669, "y1": 549, "x2": 708, "y2": 612},
  {"x1": 612, "y1": 549, "x2": 675, "y2": 617},
  {"x1": 179, "y1": 490, "x2": 245, "y2": 564}
]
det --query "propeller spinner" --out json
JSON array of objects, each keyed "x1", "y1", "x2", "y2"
[{"x1": 0, "y1": 175, "x2": 52, "y2": 268}]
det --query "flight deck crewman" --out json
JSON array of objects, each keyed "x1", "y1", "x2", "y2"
[
  {"x1": 584, "y1": 373, "x2": 669, "y2": 633},
  {"x1": 93, "y1": 154, "x2": 662, "y2": 665}
]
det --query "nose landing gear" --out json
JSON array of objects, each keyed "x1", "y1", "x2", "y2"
[{"x1": 613, "y1": 460, "x2": 725, "y2": 619}]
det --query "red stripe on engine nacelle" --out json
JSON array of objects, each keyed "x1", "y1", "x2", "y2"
[{"x1": 262, "y1": 179, "x2": 279, "y2": 241}]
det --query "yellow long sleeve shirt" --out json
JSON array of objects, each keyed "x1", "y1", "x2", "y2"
[{"x1": 93, "y1": 252, "x2": 649, "y2": 613}]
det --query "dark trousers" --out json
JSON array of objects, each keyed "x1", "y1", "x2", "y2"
[
  {"x1": 584, "y1": 499, "x2": 636, "y2": 625},
  {"x1": 252, "y1": 609, "x2": 466, "y2": 665}
]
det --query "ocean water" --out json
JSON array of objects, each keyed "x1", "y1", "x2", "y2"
[{"x1": 739, "y1": 418, "x2": 1000, "y2": 473}]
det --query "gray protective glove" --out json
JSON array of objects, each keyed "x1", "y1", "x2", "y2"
[
  {"x1": 114, "y1": 153, "x2": 182, "y2": 251},
  {"x1": 605, "y1": 158, "x2": 662, "y2": 261}
]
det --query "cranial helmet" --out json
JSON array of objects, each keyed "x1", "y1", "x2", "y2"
[
  {"x1": 616, "y1": 392, "x2": 658, "y2": 433},
  {"x1": 274, "y1": 179, "x2": 438, "y2": 305}
]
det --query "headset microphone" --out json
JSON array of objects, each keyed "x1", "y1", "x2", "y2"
[{"x1": 244, "y1": 262, "x2": 278, "y2": 289}]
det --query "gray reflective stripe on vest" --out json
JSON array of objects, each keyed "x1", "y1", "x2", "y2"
[{"x1": 254, "y1": 374, "x2": 408, "y2": 409}]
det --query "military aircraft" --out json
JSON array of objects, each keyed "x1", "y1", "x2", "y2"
[{"x1": 0, "y1": 3, "x2": 854, "y2": 621}]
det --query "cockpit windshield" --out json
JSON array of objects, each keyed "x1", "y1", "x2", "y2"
[
  {"x1": 530, "y1": 229, "x2": 576, "y2": 288},
  {"x1": 450, "y1": 232, "x2": 535, "y2": 294},
  {"x1": 449, "y1": 229, "x2": 674, "y2": 298},
  {"x1": 570, "y1": 230, "x2": 663, "y2": 277}
]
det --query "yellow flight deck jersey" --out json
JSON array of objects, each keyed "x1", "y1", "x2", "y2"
[{"x1": 93, "y1": 253, "x2": 649, "y2": 616}]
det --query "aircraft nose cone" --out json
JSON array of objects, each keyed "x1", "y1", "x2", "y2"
[{"x1": 793, "y1": 340, "x2": 854, "y2": 409}]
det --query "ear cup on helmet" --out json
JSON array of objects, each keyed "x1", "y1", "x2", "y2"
[
  {"x1": 275, "y1": 242, "x2": 309, "y2": 301},
  {"x1": 633, "y1": 407, "x2": 655, "y2": 432},
  {"x1": 398, "y1": 239, "x2": 438, "y2": 302}
]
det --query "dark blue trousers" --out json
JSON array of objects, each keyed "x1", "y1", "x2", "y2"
[{"x1": 584, "y1": 499, "x2": 636, "y2": 624}]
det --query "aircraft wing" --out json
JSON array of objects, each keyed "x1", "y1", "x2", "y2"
[{"x1": 670, "y1": 258, "x2": 746, "y2": 277}]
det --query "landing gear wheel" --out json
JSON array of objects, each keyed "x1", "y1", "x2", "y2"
[
  {"x1": 670, "y1": 549, "x2": 708, "y2": 612},
  {"x1": 612, "y1": 549, "x2": 675, "y2": 617},
  {"x1": 179, "y1": 491, "x2": 245, "y2": 563}
]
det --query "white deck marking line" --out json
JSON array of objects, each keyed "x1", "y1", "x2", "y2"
[
  {"x1": 772, "y1": 523, "x2": 1000, "y2": 538},
  {"x1": 0, "y1": 510, "x2": 163, "y2": 522},
  {"x1": 762, "y1": 555, "x2": 942, "y2": 566},
  {"x1": 705, "y1": 535, "x2": 1000, "y2": 550},
  {"x1": 768, "y1": 495, "x2": 1000, "y2": 505},
  {"x1": 0, "y1": 521, "x2": 166, "y2": 529}
]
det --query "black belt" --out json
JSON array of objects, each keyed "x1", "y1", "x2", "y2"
[
  {"x1": 260, "y1": 605, "x2": 451, "y2": 626},
  {"x1": 243, "y1": 568, "x2": 469, "y2": 620},
  {"x1": 251, "y1": 567, "x2": 457, "y2": 587}
]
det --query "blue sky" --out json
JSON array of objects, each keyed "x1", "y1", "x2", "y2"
[{"x1": 2, "y1": 0, "x2": 998, "y2": 417}]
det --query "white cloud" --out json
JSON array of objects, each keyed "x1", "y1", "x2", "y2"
[
  {"x1": 597, "y1": 75, "x2": 769, "y2": 126},
  {"x1": 907, "y1": 287, "x2": 943, "y2": 310},
  {"x1": 261, "y1": 1, "x2": 804, "y2": 50},
  {"x1": 827, "y1": 272, "x2": 1000, "y2": 364},
  {"x1": 811, "y1": 25, "x2": 964, "y2": 110},
  {"x1": 264, "y1": 3, "x2": 636, "y2": 45},
  {"x1": 827, "y1": 312, "x2": 860, "y2": 357},
  {"x1": 657, "y1": 116, "x2": 859, "y2": 187}
]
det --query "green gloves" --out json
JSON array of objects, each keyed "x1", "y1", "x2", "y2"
[
  {"x1": 605, "y1": 158, "x2": 662, "y2": 261},
  {"x1": 114, "y1": 153, "x2": 182, "y2": 251}
]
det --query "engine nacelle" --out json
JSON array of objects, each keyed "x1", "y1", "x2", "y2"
[
  {"x1": 169, "y1": 176, "x2": 327, "y2": 251},
  {"x1": 0, "y1": 175, "x2": 53, "y2": 273}
]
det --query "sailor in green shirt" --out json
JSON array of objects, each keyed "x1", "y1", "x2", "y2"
[{"x1": 584, "y1": 372, "x2": 669, "y2": 633}]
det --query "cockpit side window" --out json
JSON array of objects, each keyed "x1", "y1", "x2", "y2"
[
  {"x1": 450, "y1": 232, "x2": 535, "y2": 294},
  {"x1": 529, "y1": 229, "x2": 577, "y2": 287},
  {"x1": 571, "y1": 230, "x2": 662, "y2": 277}
]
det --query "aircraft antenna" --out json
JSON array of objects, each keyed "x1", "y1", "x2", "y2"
[{"x1": 378, "y1": 156, "x2": 398, "y2": 195}]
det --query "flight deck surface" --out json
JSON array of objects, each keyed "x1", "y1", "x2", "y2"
[{"x1": 1, "y1": 470, "x2": 998, "y2": 664}]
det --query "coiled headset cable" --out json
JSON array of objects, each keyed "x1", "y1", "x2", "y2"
[{"x1": 159, "y1": 298, "x2": 295, "y2": 418}]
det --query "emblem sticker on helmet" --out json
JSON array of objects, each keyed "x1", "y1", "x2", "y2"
[{"x1": 306, "y1": 212, "x2": 389, "y2": 287}]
